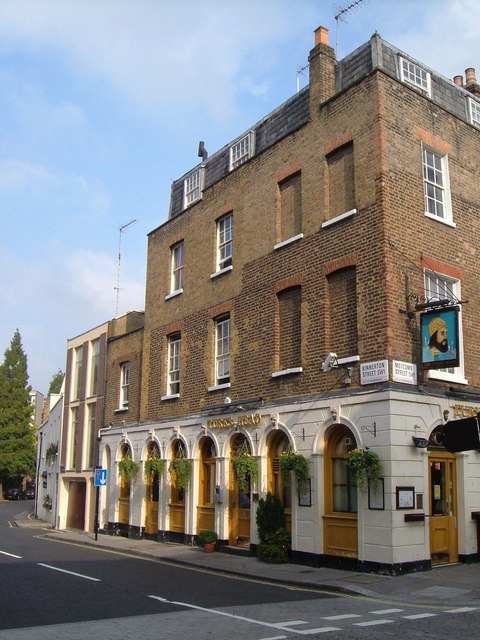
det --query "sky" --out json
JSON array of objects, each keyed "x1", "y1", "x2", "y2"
[{"x1": 1, "y1": 0, "x2": 479, "y2": 395}]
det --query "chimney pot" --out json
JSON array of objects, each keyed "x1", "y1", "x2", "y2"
[
  {"x1": 314, "y1": 26, "x2": 329, "y2": 47},
  {"x1": 453, "y1": 75, "x2": 463, "y2": 87},
  {"x1": 465, "y1": 68, "x2": 477, "y2": 85}
]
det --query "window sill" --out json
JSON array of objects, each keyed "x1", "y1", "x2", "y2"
[
  {"x1": 424, "y1": 212, "x2": 456, "y2": 228},
  {"x1": 114, "y1": 407, "x2": 128, "y2": 413},
  {"x1": 274, "y1": 233, "x2": 304, "y2": 251},
  {"x1": 210, "y1": 265, "x2": 233, "y2": 280},
  {"x1": 271, "y1": 367, "x2": 303, "y2": 378},
  {"x1": 161, "y1": 393, "x2": 180, "y2": 401},
  {"x1": 321, "y1": 208, "x2": 356, "y2": 229},
  {"x1": 428, "y1": 371, "x2": 468, "y2": 385},
  {"x1": 208, "y1": 382, "x2": 231, "y2": 392},
  {"x1": 165, "y1": 288, "x2": 183, "y2": 301}
]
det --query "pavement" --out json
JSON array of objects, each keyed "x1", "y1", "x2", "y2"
[{"x1": 13, "y1": 511, "x2": 480, "y2": 607}]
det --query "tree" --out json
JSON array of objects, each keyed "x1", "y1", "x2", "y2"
[
  {"x1": 48, "y1": 369, "x2": 64, "y2": 395},
  {"x1": 0, "y1": 330, "x2": 36, "y2": 497}
]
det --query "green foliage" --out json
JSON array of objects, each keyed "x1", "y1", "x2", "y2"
[
  {"x1": 279, "y1": 451, "x2": 309, "y2": 492},
  {"x1": 144, "y1": 458, "x2": 166, "y2": 479},
  {"x1": 346, "y1": 449, "x2": 382, "y2": 489},
  {"x1": 197, "y1": 529, "x2": 218, "y2": 544},
  {"x1": 257, "y1": 526, "x2": 291, "y2": 564},
  {"x1": 0, "y1": 330, "x2": 36, "y2": 488},
  {"x1": 256, "y1": 492, "x2": 285, "y2": 543},
  {"x1": 169, "y1": 458, "x2": 192, "y2": 490},
  {"x1": 48, "y1": 370, "x2": 64, "y2": 395},
  {"x1": 232, "y1": 452, "x2": 258, "y2": 491},
  {"x1": 43, "y1": 494, "x2": 52, "y2": 511},
  {"x1": 118, "y1": 456, "x2": 139, "y2": 479},
  {"x1": 45, "y1": 442, "x2": 58, "y2": 466}
]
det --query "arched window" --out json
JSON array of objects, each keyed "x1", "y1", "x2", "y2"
[{"x1": 325, "y1": 426, "x2": 357, "y2": 514}]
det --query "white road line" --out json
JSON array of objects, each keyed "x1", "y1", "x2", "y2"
[
  {"x1": 258, "y1": 637, "x2": 288, "y2": 640},
  {"x1": 370, "y1": 608, "x2": 404, "y2": 614},
  {"x1": 322, "y1": 613, "x2": 361, "y2": 620},
  {"x1": 403, "y1": 613, "x2": 437, "y2": 620},
  {"x1": 38, "y1": 563, "x2": 101, "y2": 582},
  {"x1": 445, "y1": 607, "x2": 478, "y2": 613},
  {"x1": 276, "y1": 621, "x2": 309, "y2": 627},
  {"x1": 300, "y1": 627, "x2": 342, "y2": 634},
  {"x1": 354, "y1": 619, "x2": 395, "y2": 627},
  {"x1": 0, "y1": 550, "x2": 22, "y2": 559}
]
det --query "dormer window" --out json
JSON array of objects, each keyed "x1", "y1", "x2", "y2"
[
  {"x1": 229, "y1": 132, "x2": 255, "y2": 170},
  {"x1": 184, "y1": 168, "x2": 204, "y2": 209},
  {"x1": 400, "y1": 57, "x2": 431, "y2": 98},
  {"x1": 469, "y1": 98, "x2": 480, "y2": 128}
]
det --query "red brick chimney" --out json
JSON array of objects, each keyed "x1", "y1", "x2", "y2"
[
  {"x1": 308, "y1": 26, "x2": 336, "y2": 109},
  {"x1": 464, "y1": 67, "x2": 480, "y2": 96}
]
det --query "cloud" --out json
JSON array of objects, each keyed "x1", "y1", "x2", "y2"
[{"x1": 0, "y1": 159, "x2": 58, "y2": 192}]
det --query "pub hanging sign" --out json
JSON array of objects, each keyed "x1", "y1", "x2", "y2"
[{"x1": 421, "y1": 306, "x2": 459, "y2": 370}]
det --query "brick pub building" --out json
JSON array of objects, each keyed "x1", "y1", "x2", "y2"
[{"x1": 100, "y1": 26, "x2": 480, "y2": 574}]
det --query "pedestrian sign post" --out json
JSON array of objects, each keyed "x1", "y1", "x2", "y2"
[{"x1": 94, "y1": 468, "x2": 108, "y2": 486}]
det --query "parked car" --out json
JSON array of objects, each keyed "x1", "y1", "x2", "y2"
[
  {"x1": 5, "y1": 488, "x2": 21, "y2": 500},
  {"x1": 21, "y1": 488, "x2": 35, "y2": 500}
]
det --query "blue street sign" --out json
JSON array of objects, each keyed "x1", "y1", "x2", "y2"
[{"x1": 94, "y1": 468, "x2": 108, "y2": 487}]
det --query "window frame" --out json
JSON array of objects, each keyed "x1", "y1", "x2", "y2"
[
  {"x1": 119, "y1": 362, "x2": 130, "y2": 409},
  {"x1": 73, "y1": 345, "x2": 83, "y2": 401},
  {"x1": 183, "y1": 168, "x2": 204, "y2": 209},
  {"x1": 166, "y1": 333, "x2": 181, "y2": 397},
  {"x1": 468, "y1": 97, "x2": 480, "y2": 128},
  {"x1": 424, "y1": 270, "x2": 466, "y2": 383},
  {"x1": 214, "y1": 316, "x2": 231, "y2": 386},
  {"x1": 400, "y1": 56, "x2": 431, "y2": 97},
  {"x1": 216, "y1": 213, "x2": 233, "y2": 272},
  {"x1": 89, "y1": 339, "x2": 100, "y2": 397},
  {"x1": 422, "y1": 144, "x2": 453, "y2": 226},
  {"x1": 229, "y1": 131, "x2": 255, "y2": 170},
  {"x1": 168, "y1": 241, "x2": 184, "y2": 297}
]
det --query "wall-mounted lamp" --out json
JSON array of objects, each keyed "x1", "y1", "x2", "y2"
[
  {"x1": 443, "y1": 409, "x2": 450, "y2": 423},
  {"x1": 412, "y1": 436, "x2": 429, "y2": 448}
]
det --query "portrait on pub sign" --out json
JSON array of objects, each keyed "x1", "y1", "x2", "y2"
[{"x1": 421, "y1": 307, "x2": 459, "y2": 370}]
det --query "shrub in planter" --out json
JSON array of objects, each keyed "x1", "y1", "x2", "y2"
[
  {"x1": 197, "y1": 529, "x2": 218, "y2": 544},
  {"x1": 256, "y1": 492, "x2": 285, "y2": 542},
  {"x1": 257, "y1": 528, "x2": 291, "y2": 564}
]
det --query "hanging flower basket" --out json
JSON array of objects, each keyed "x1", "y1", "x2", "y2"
[
  {"x1": 45, "y1": 442, "x2": 58, "y2": 466},
  {"x1": 118, "y1": 456, "x2": 140, "y2": 480},
  {"x1": 279, "y1": 451, "x2": 309, "y2": 492},
  {"x1": 169, "y1": 457, "x2": 192, "y2": 490},
  {"x1": 43, "y1": 494, "x2": 52, "y2": 511},
  {"x1": 346, "y1": 449, "x2": 382, "y2": 489},
  {"x1": 233, "y1": 452, "x2": 258, "y2": 492},
  {"x1": 144, "y1": 458, "x2": 166, "y2": 480}
]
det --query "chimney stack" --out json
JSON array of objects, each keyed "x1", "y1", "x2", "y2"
[
  {"x1": 453, "y1": 75, "x2": 463, "y2": 87},
  {"x1": 308, "y1": 26, "x2": 336, "y2": 109},
  {"x1": 465, "y1": 67, "x2": 480, "y2": 97}
]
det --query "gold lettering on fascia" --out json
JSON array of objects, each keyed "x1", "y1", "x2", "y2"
[
  {"x1": 452, "y1": 404, "x2": 479, "y2": 418},
  {"x1": 207, "y1": 413, "x2": 261, "y2": 429}
]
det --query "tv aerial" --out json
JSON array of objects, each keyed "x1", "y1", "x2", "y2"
[{"x1": 115, "y1": 218, "x2": 136, "y2": 316}]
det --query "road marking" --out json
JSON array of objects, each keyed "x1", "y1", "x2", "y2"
[
  {"x1": 370, "y1": 608, "x2": 404, "y2": 614},
  {"x1": 354, "y1": 619, "x2": 394, "y2": 627},
  {"x1": 403, "y1": 612, "x2": 437, "y2": 620},
  {"x1": 38, "y1": 563, "x2": 101, "y2": 581},
  {"x1": 276, "y1": 621, "x2": 309, "y2": 627},
  {"x1": 445, "y1": 607, "x2": 478, "y2": 613},
  {"x1": 322, "y1": 613, "x2": 361, "y2": 620},
  {"x1": 258, "y1": 637, "x2": 288, "y2": 640},
  {"x1": 300, "y1": 628, "x2": 342, "y2": 634},
  {"x1": 0, "y1": 550, "x2": 22, "y2": 558}
]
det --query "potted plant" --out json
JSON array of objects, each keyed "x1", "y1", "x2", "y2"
[
  {"x1": 232, "y1": 451, "x2": 258, "y2": 491},
  {"x1": 197, "y1": 529, "x2": 218, "y2": 552},
  {"x1": 169, "y1": 453, "x2": 192, "y2": 490},
  {"x1": 118, "y1": 456, "x2": 140, "y2": 480},
  {"x1": 144, "y1": 457, "x2": 166, "y2": 480},
  {"x1": 346, "y1": 448, "x2": 382, "y2": 489},
  {"x1": 45, "y1": 442, "x2": 58, "y2": 466},
  {"x1": 279, "y1": 450, "x2": 309, "y2": 492}
]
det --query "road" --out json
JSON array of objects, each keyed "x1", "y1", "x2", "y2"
[{"x1": 0, "y1": 501, "x2": 478, "y2": 640}]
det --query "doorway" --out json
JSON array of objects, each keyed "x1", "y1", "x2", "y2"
[
  {"x1": 429, "y1": 452, "x2": 458, "y2": 565},
  {"x1": 145, "y1": 442, "x2": 161, "y2": 535}
]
